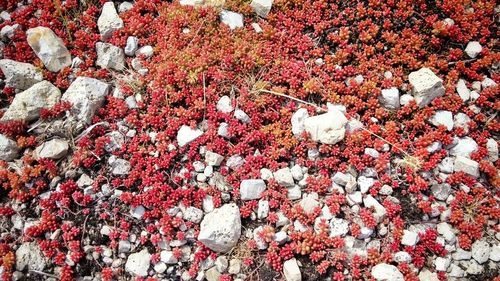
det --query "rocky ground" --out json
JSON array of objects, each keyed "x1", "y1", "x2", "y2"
[{"x1": 0, "y1": 0, "x2": 499, "y2": 281}]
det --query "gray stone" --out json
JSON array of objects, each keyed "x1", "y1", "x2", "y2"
[
  {"x1": 471, "y1": 240, "x2": 490, "y2": 264},
  {"x1": 304, "y1": 110, "x2": 347, "y2": 144},
  {"x1": 110, "y1": 158, "x2": 130, "y2": 175},
  {"x1": 160, "y1": 250, "x2": 178, "y2": 264},
  {"x1": 183, "y1": 207, "x2": 204, "y2": 224},
  {"x1": 0, "y1": 134, "x2": 20, "y2": 161},
  {"x1": 428, "y1": 110, "x2": 453, "y2": 131},
  {"x1": 449, "y1": 137, "x2": 478, "y2": 158},
  {"x1": 454, "y1": 156, "x2": 479, "y2": 178},
  {"x1": 250, "y1": 0, "x2": 273, "y2": 18},
  {"x1": 393, "y1": 251, "x2": 412, "y2": 263},
  {"x1": 408, "y1": 68, "x2": 445, "y2": 108},
  {"x1": 283, "y1": 258, "x2": 301, "y2": 281},
  {"x1": 118, "y1": 240, "x2": 131, "y2": 253},
  {"x1": 240, "y1": 179, "x2": 266, "y2": 200},
  {"x1": 0, "y1": 59, "x2": 43, "y2": 90},
  {"x1": 96, "y1": 42, "x2": 125, "y2": 71},
  {"x1": 26, "y1": 27, "x2": 71, "y2": 72},
  {"x1": 379, "y1": 87, "x2": 400, "y2": 110},
  {"x1": 16, "y1": 242, "x2": 47, "y2": 271},
  {"x1": 198, "y1": 203, "x2": 241, "y2": 253},
  {"x1": 98, "y1": 2, "x2": 124, "y2": 40},
  {"x1": 431, "y1": 183, "x2": 451, "y2": 201},
  {"x1": 62, "y1": 77, "x2": 110, "y2": 126},
  {"x1": 34, "y1": 139, "x2": 69, "y2": 159},
  {"x1": 1, "y1": 81, "x2": 61, "y2": 122},
  {"x1": 465, "y1": 41, "x2": 482, "y2": 58},
  {"x1": 274, "y1": 167, "x2": 294, "y2": 187},
  {"x1": 438, "y1": 157, "x2": 454, "y2": 173},
  {"x1": 487, "y1": 138, "x2": 498, "y2": 162},
  {"x1": 125, "y1": 249, "x2": 150, "y2": 276}
]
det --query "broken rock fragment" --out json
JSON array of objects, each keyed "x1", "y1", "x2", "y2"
[
  {"x1": 240, "y1": 179, "x2": 266, "y2": 200},
  {"x1": 34, "y1": 138, "x2": 69, "y2": 160},
  {"x1": 220, "y1": 10, "x2": 244, "y2": 29},
  {"x1": 304, "y1": 109, "x2": 348, "y2": 144},
  {"x1": 0, "y1": 134, "x2": 20, "y2": 161},
  {"x1": 26, "y1": 27, "x2": 72, "y2": 72},
  {"x1": 250, "y1": 0, "x2": 273, "y2": 18},
  {"x1": 408, "y1": 67, "x2": 445, "y2": 108},
  {"x1": 198, "y1": 203, "x2": 241, "y2": 252},
  {"x1": 96, "y1": 42, "x2": 125, "y2": 71},
  {"x1": 0, "y1": 59, "x2": 43, "y2": 90},
  {"x1": 98, "y1": 2, "x2": 124, "y2": 40}
]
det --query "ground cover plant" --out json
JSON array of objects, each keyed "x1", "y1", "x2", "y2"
[{"x1": 0, "y1": 0, "x2": 499, "y2": 280}]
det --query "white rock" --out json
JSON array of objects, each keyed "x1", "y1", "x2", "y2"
[
  {"x1": 205, "y1": 151, "x2": 224, "y2": 166},
  {"x1": 434, "y1": 256, "x2": 451, "y2": 271},
  {"x1": 252, "y1": 22, "x2": 263, "y2": 33},
  {"x1": 202, "y1": 195, "x2": 214, "y2": 213},
  {"x1": 454, "y1": 156, "x2": 479, "y2": 178},
  {"x1": 125, "y1": 249, "x2": 151, "y2": 276},
  {"x1": 118, "y1": 1, "x2": 134, "y2": 13},
  {"x1": 291, "y1": 108, "x2": 309, "y2": 137},
  {"x1": 0, "y1": 59, "x2": 43, "y2": 90},
  {"x1": 332, "y1": 172, "x2": 350, "y2": 186},
  {"x1": 257, "y1": 200, "x2": 269, "y2": 219},
  {"x1": 299, "y1": 193, "x2": 319, "y2": 214},
  {"x1": 456, "y1": 79, "x2": 470, "y2": 101},
  {"x1": 177, "y1": 125, "x2": 203, "y2": 147},
  {"x1": 453, "y1": 112, "x2": 471, "y2": 133},
  {"x1": 379, "y1": 87, "x2": 400, "y2": 110},
  {"x1": 287, "y1": 185, "x2": 302, "y2": 200},
  {"x1": 96, "y1": 42, "x2": 125, "y2": 71},
  {"x1": 465, "y1": 41, "x2": 482, "y2": 58},
  {"x1": 226, "y1": 155, "x2": 245, "y2": 169},
  {"x1": 15, "y1": 242, "x2": 47, "y2": 271},
  {"x1": 428, "y1": 110, "x2": 453, "y2": 131},
  {"x1": 124, "y1": 36, "x2": 139, "y2": 56},
  {"x1": 393, "y1": 251, "x2": 412, "y2": 263},
  {"x1": 426, "y1": 141, "x2": 442, "y2": 153},
  {"x1": 379, "y1": 184, "x2": 393, "y2": 195},
  {"x1": 253, "y1": 226, "x2": 268, "y2": 249},
  {"x1": 401, "y1": 230, "x2": 419, "y2": 246},
  {"x1": 98, "y1": 2, "x2": 124, "y2": 40},
  {"x1": 329, "y1": 218, "x2": 349, "y2": 237},
  {"x1": 290, "y1": 164, "x2": 303, "y2": 181},
  {"x1": 364, "y1": 148, "x2": 379, "y2": 158},
  {"x1": 110, "y1": 158, "x2": 131, "y2": 175},
  {"x1": 358, "y1": 176, "x2": 375, "y2": 193},
  {"x1": 154, "y1": 262, "x2": 167, "y2": 273},
  {"x1": 220, "y1": 10, "x2": 244, "y2": 30},
  {"x1": 274, "y1": 167, "x2": 294, "y2": 187},
  {"x1": 26, "y1": 27, "x2": 71, "y2": 72},
  {"x1": 34, "y1": 139, "x2": 68, "y2": 160},
  {"x1": 274, "y1": 231, "x2": 288, "y2": 245},
  {"x1": 431, "y1": 183, "x2": 451, "y2": 201},
  {"x1": 438, "y1": 157, "x2": 454, "y2": 173},
  {"x1": 160, "y1": 250, "x2": 178, "y2": 264},
  {"x1": 198, "y1": 203, "x2": 241, "y2": 253},
  {"x1": 418, "y1": 269, "x2": 439, "y2": 281},
  {"x1": 371, "y1": 263, "x2": 404, "y2": 281},
  {"x1": 489, "y1": 244, "x2": 500, "y2": 261},
  {"x1": 471, "y1": 239, "x2": 490, "y2": 264},
  {"x1": 304, "y1": 110, "x2": 348, "y2": 144},
  {"x1": 183, "y1": 207, "x2": 204, "y2": 224},
  {"x1": 449, "y1": 264, "x2": 465, "y2": 277},
  {"x1": 347, "y1": 191, "x2": 362, "y2": 205},
  {"x1": 1, "y1": 81, "x2": 61, "y2": 122},
  {"x1": 0, "y1": 134, "x2": 20, "y2": 161},
  {"x1": 1, "y1": 24, "x2": 19, "y2": 39},
  {"x1": 250, "y1": 0, "x2": 273, "y2": 18},
  {"x1": 234, "y1": 109, "x2": 250, "y2": 123},
  {"x1": 136, "y1": 46, "x2": 153, "y2": 58},
  {"x1": 363, "y1": 195, "x2": 386, "y2": 222},
  {"x1": 437, "y1": 222, "x2": 456, "y2": 243},
  {"x1": 449, "y1": 137, "x2": 478, "y2": 158},
  {"x1": 481, "y1": 77, "x2": 497, "y2": 88},
  {"x1": 118, "y1": 240, "x2": 131, "y2": 253},
  {"x1": 283, "y1": 258, "x2": 301, "y2": 281},
  {"x1": 216, "y1": 95, "x2": 233, "y2": 113},
  {"x1": 452, "y1": 249, "x2": 471, "y2": 260},
  {"x1": 486, "y1": 138, "x2": 498, "y2": 162},
  {"x1": 240, "y1": 179, "x2": 266, "y2": 200},
  {"x1": 470, "y1": 90, "x2": 480, "y2": 100},
  {"x1": 62, "y1": 77, "x2": 110, "y2": 125},
  {"x1": 408, "y1": 68, "x2": 445, "y2": 108},
  {"x1": 131, "y1": 206, "x2": 145, "y2": 219},
  {"x1": 346, "y1": 118, "x2": 364, "y2": 133},
  {"x1": 218, "y1": 122, "x2": 229, "y2": 138},
  {"x1": 399, "y1": 94, "x2": 415, "y2": 106}
]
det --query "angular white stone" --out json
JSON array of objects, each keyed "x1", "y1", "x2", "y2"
[
  {"x1": 136, "y1": 45, "x2": 153, "y2": 58},
  {"x1": 34, "y1": 138, "x2": 69, "y2": 160},
  {"x1": 160, "y1": 250, "x2": 178, "y2": 264},
  {"x1": 96, "y1": 42, "x2": 125, "y2": 71},
  {"x1": 16, "y1": 242, "x2": 47, "y2": 271},
  {"x1": 401, "y1": 230, "x2": 419, "y2": 246},
  {"x1": 437, "y1": 222, "x2": 456, "y2": 244},
  {"x1": 304, "y1": 110, "x2": 348, "y2": 144},
  {"x1": 329, "y1": 218, "x2": 349, "y2": 237},
  {"x1": 287, "y1": 185, "x2": 302, "y2": 200},
  {"x1": 454, "y1": 156, "x2": 479, "y2": 178},
  {"x1": 434, "y1": 256, "x2": 451, "y2": 271},
  {"x1": 124, "y1": 36, "x2": 139, "y2": 56},
  {"x1": 363, "y1": 195, "x2": 386, "y2": 222},
  {"x1": 453, "y1": 113, "x2": 471, "y2": 133},
  {"x1": 358, "y1": 176, "x2": 375, "y2": 193},
  {"x1": 220, "y1": 10, "x2": 244, "y2": 30},
  {"x1": 274, "y1": 167, "x2": 294, "y2": 187},
  {"x1": 257, "y1": 200, "x2": 269, "y2": 219},
  {"x1": 408, "y1": 68, "x2": 445, "y2": 108},
  {"x1": 62, "y1": 77, "x2": 110, "y2": 125},
  {"x1": 428, "y1": 110, "x2": 453, "y2": 131},
  {"x1": 198, "y1": 203, "x2": 241, "y2": 253},
  {"x1": 379, "y1": 87, "x2": 400, "y2": 110},
  {"x1": 183, "y1": 207, "x2": 204, "y2": 224},
  {"x1": 1, "y1": 81, "x2": 61, "y2": 122},
  {"x1": 125, "y1": 249, "x2": 151, "y2": 276},
  {"x1": 371, "y1": 263, "x2": 404, "y2": 281},
  {"x1": 471, "y1": 239, "x2": 490, "y2": 264},
  {"x1": 400, "y1": 94, "x2": 415, "y2": 106},
  {"x1": 118, "y1": 1, "x2": 134, "y2": 13},
  {"x1": 299, "y1": 193, "x2": 319, "y2": 214},
  {"x1": 283, "y1": 258, "x2": 301, "y2": 281},
  {"x1": 26, "y1": 27, "x2": 71, "y2": 72},
  {"x1": 465, "y1": 41, "x2": 482, "y2": 58},
  {"x1": 177, "y1": 125, "x2": 203, "y2": 147},
  {"x1": 98, "y1": 2, "x2": 124, "y2": 40},
  {"x1": 489, "y1": 244, "x2": 500, "y2": 262},
  {"x1": 482, "y1": 77, "x2": 497, "y2": 88},
  {"x1": 449, "y1": 137, "x2": 478, "y2": 158},
  {"x1": 240, "y1": 179, "x2": 266, "y2": 200},
  {"x1": 393, "y1": 251, "x2": 412, "y2": 263},
  {"x1": 291, "y1": 108, "x2": 309, "y2": 136},
  {"x1": 0, "y1": 59, "x2": 43, "y2": 90},
  {"x1": 250, "y1": 0, "x2": 273, "y2": 18},
  {"x1": 205, "y1": 151, "x2": 224, "y2": 166},
  {"x1": 486, "y1": 138, "x2": 498, "y2": 162}
]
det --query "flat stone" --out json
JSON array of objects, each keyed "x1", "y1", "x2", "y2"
[
  {"x1": 34, "y1": 139, "x2": 69, "y2": 160},
  {"x1": 454, "y1": 156, "x2": 479, "y2": 178},
  {"x1": 449, "y1": 137, "x2": 478, "y2": 158},
  {"x1": 0, "y1": 59, "x2": 43, "y2": 90},
  {"x1": 408, "y1": 68, "x2": 445, "y2": 108},
  {"x1": 371, "y1": 263, "x2": 404, "y2": 281},
  {"x1": 26, "y1": 27, "x2": 71, "y2": 72}
]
